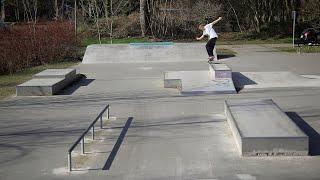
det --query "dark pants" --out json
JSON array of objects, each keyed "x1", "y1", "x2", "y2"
[{"x1": 206, "y1": 38, "x2": 217, "y2": 57}]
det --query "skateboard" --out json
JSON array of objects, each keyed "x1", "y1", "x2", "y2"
[
  {"x1": 208, "y1": 61, "x2": 219, "y2": 64},
  {"x1": 207, "y1": 59, "x2": 220, "y2": 64}
]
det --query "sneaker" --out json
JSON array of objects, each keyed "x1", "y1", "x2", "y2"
[{"x1": 208, "y1": 56, "x2": 214, "y2": 61}]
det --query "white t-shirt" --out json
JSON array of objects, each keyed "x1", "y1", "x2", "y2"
[{"x1": 203, "y1": 23, "x2": 218, "y2": 39}]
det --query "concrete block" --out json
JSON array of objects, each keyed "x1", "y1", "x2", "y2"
[
  {"x1": 209, "y1": 64, "x2": 232, "y2": 80},
  {"x1": 163, "y1": 72, "x2": 181, "y2": 89},
  {"x1": 33, "y1": 69, "x2": 76, "y2": 79},
  {"x1": 33, "y1": 69, "x2": 77, "y2": 87},
  {"x1": 164, "y1": 71, "x2": 236, "y2": 95},
  {"x1": 181, "y1": 78, "x2": 236, "y2": 95},
  {"x1": 163, "y1": 72, "x2": 181, "y2": 88},
  {"x1": 17, "y1": 69, "x2": 78, "y2": 96},
  {"x1": 16, "y1": 78, "x2": 65, "y2": 96},
  {"x1": 225, "y1": 99, "x2": 308, "y2": 156}
]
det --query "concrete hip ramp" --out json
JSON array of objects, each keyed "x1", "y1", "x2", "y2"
[{"x1": 82, "y1": 43, "x2": 207, "y2": 64}]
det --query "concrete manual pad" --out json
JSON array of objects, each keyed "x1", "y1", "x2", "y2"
[
  {"x1": 33, "y1": 68, "x2": 77, "y2": 88},
  {"x1": 233, "y1": 71, "x2": 320, "y2": 90},
  {"x1": 209, "y1": 63, "x2": 232, "y2": 80},
  {"x1": 164, "y1": 71, "x2": 236, "y2": 95},
  {"x1": 225, "y1": 99, "x2": 308, "y2": 156},
  {"x1": 17, "y1": 69, "x2": 78, "y2": 96},
  {"x1": 33, "y1": 69, "x2": 76, "y2": 79},
  {"x1": 163, "y1": 71, "x2": 182, "y2": 88},
  {"x1": 16, "y1": 78, "x2": 65, "y2": 96}
]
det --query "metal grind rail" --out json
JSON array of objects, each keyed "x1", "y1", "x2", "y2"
[{"x1": 67, "y1": 105, "x2": 110, "y2": 171}]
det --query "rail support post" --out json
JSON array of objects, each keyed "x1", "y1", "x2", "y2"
[
  {"x1": 68, "y1": 152, "x2": 72, "y2": 172},
  {"x1": 81, "y1": 138, "x2": 85, "y2": 154},
  {"x1": 100, "y1": 116, "x2": 103, "y2": 129},
  {"x1": 107, "y1": 106, "x2": 110, "y2": 119},
  {"x1": 92, "y1": 125, "x2": 95, "y2": 140}
]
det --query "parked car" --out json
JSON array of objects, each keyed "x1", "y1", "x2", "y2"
[{"x1": 300, "y1": 28, "x2": 320, "y2": 45}]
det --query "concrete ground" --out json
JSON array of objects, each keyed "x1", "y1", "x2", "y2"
[{"x1": 1, "y1": 43, "x2": 320, "y2": 180}]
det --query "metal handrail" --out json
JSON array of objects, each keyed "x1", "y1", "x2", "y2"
[{"x1": 67, "y1": 105, "x2": 110, "y2": 172}]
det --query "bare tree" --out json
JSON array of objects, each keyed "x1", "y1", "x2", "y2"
[
  {"x1": 192, "y1": 0, "x2": 222, "y2": 24},
  {"x1": 93, "y1": 0, "x2": 101, "y2": 44},
  {"x1": 54, "y1": 0, "x2": 59, "y2": 20},
  {"x1": 140, "y1": 0, "x2": 147, "y2": 37},
  {"x1": 14, "y1": 0, "x2": 20, "y2": 21},
  {"x1": 103, "y1": 0, "x2": 109, "y2": 18},
  {"x1": 0, "y1": 0, "x2": 5, "y2": 21},
  {"x1": 226, "y1": 0, "x2": 242, "y2": 33}
]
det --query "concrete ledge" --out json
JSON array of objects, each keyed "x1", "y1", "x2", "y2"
[
  {"x1": 164, "y1": 71, "x2": 182, "y2": 89},
  {"x1": 164, "y1": 71, "x2": 236, "y2": 95},
  {"x1": 209, "y1": 63, "x2": 232, "y2": 80},
  {"x1": 16, "y1": 78, "x2": 65, "y2": 96},
  {"x1": 33, "y1": 69, "x2": 77, "y2": 87},
  {"x1": 33, "y1": 69, "x2": 76, "y2": 79},
  {"x1": 181, "y1": 78, "x2": 236, "y2": 95},
  {"x1": 225, "y1": 99, "x2": 308, "y2": 156},
  {"x1": 17, "y1": 69, "x2": 78, "y2": 96}
]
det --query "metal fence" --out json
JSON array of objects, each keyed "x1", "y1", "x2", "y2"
[{"x1": 67, "y1": 105, "x2": 110, "y2": 171}]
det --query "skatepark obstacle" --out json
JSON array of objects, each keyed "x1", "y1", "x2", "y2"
[
  {"x1": 16, "y1": 69, "x2": 78, "y2": 96},
  {"x1": 225, "y1": 99, "x2": 308, "y2": 156},
  {"x1": 67, "y1": 105, "x2": 110, "y2": 171},
  {"x1": 164, "y1": 63, "x2": 236, "y2": 95}
]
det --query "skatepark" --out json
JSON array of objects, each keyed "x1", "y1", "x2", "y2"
[{"x1": 1, "y1": 43, "x2": 320, "y2": 179}]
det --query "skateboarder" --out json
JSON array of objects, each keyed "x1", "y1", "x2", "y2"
[{"x1": 196, "y1": 17, "x2": 222, "y2": 62}]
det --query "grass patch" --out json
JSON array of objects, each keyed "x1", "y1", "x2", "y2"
[
  {"x1": 82, "y1": 35, "x2": 293, "y2": 47},
  {"x1": 81, "y1": 37, "x2": 150, "y2": 46},
  {"x1": 277, "y1": 46, "x2": 320, "y2": 53},
  {"x1": 0, "y1": 61, "x2": 80, "y2": 100},
  {"x1": 218, "y1": 32, "x2": 292, "y2": 45},
  {"x1": 218, "y1": 37, "x2": 292, "y2": 45}
]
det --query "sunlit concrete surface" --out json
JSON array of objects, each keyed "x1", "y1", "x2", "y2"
[
  {"x1": 1, "y1": 43, "x2": 320, "y2": 180},
  {"x1": 225, "y1": 99, "x2": 308, "y2": 156}
]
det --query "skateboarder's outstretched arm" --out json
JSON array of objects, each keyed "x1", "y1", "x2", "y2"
[
  {"x1": 196, "y1": 35, "x2": 205, "y2": 41},
  {"x1": 212, "y1": 17, "x2": 222, "y2": 25}
]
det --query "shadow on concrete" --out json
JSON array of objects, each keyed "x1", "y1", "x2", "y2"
[
  {"x1": 218, "y1": 54, "x2": 236, "y2": 60},
  {"x1": 232, "y1": 72, "x2": 257, "y2": 92},
  {"x1": 0, "y1": 143, "x2": 29, "y2": 165},
  {"x1": 102, "y1": 116, "x2": 225, "y2": 130},
  {"x1": 60, "y1": 74, "x2": 95, "y2": 95},
  {"x1": 102, "y1": 117, "x2": 133, "y2": 170},
  {"x1": 286, "y1": 112, "x2": 320, "y2": 156},
  {"x1": 0, "y1": 128, "x2": 85, "y2": 137},
  {"x1": 131, "y1": 119, "x2": 224, "y2": 128}
]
